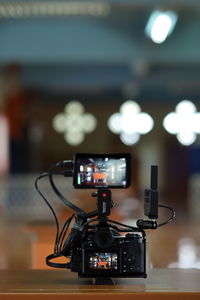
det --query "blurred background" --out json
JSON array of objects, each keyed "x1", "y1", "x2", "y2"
[{"x1": 0, "y1": 0, "x2": 200, "y2": 271}]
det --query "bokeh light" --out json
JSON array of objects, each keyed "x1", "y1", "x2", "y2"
[
  {"x1": 108, "y1": 100, "x2": 154, "y2": 145},
  {"x1": 163, "y1": 100, "x2": 200, "y2": 146},
  {"x1": 52, "y1": 101, "x2": 97, "y2": 145},
  {"x1": 145, "y1": 10, "x2": 178, "y2": 44}
]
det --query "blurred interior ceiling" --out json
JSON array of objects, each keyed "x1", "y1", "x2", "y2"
[{"x1": 1, "y1": 0, "x2": 200, "y2": 103}]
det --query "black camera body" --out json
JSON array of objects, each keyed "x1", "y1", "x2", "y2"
[{"x1": 70, "y1": 229, "x2": 146, "y2": 278}]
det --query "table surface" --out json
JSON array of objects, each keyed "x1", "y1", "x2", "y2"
[{"x1": 0, "y1": 268, "x2": 200, "y2": 299}]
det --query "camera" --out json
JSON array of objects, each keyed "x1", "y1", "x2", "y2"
[
  {"x1": 35, "y1": 153, "x2": 175, "y2": 284},
  {"x1": 70, "y1": 229, "x2": 146, "y2": 278},
  {"x1": 71, "y1": 154, "x2": 147, "y2": 279}
]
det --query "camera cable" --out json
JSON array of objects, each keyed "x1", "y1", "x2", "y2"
[
  {"x1": 48, "y1": 161, "x2": 86, "y2": 217},
  {"x1": 35, "y1": 171, "x2": 81, "y2": 256},
  {"x1": 35, "y1": 172, "x2": 61, "y2": 254},
  {"x1": 157, "y1": 204, "x2": 175, "y2": 227}
]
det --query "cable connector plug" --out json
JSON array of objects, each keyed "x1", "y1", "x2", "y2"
[
  {"x1": 72, "y1": 223, "x2": 85, "y2": 232},
  {"x1": 58, "y1": 160, "x2": 73, "y2": 168},
  {"x1": 56, "y1": 160, "x2": 73, "y2": 177},
  {"x1": 136, "y1": 219, "x2": 157, "y2": 229}
]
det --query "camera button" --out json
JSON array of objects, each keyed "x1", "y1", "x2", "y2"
[
  {"x1": 125, "y1": 256, "x2": 136, "y2": 264},
  {"x1": 127, "y1": 257, "x2": 134, "y2": 263}
]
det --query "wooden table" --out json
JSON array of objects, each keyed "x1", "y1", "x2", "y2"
[{"x1": 0, "y1": 268, "x2": 200, "y2": 299}]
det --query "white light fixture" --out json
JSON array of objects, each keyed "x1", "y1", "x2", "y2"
[
  {"x1": 108, "y1": 100, "x2": 154, "y2": 146},
  {"x1": 163, "y1": 100, "x2": 200, "y2": 146},
  {"x1": 145, "y1": 10, "x2": 178, "y2": 44},
  {"x1": 52, "y1": 101, "x2": 97, "y2": 146},
  {"x1": 0, "y1": 2, "x2": 111, "y2": 18}
]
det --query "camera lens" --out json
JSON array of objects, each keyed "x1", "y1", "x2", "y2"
[{"x1": 94, "y1": 229, "x2": 114, "y2": 248}]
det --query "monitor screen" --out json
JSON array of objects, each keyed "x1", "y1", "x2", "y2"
[{"x1": 73, "y1": 153, "x2": 131, "y2": 189}]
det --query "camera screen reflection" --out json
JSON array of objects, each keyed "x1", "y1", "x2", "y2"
[
  {"x1": 77, "y1": 157, "x2": 127, "y2": 187},
  {"x1": 89, "y1": 253, "x2": 118, "y2": 270}
]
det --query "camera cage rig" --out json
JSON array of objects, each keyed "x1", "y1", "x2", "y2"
[{"x1": 35, "y1": 154, "x2": 175, "y2": 285}]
